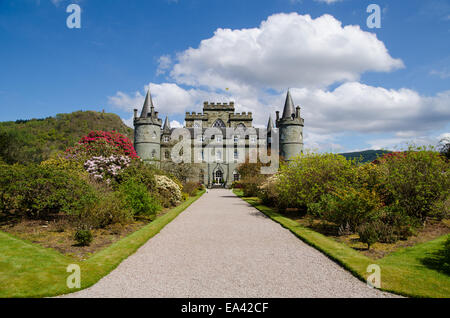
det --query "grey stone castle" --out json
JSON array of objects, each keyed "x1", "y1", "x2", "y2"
[{"x1": 133, "y1": 89, "x2": 304, "y2": 188}]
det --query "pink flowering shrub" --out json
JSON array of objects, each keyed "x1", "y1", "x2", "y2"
[
  {"x1": 84, "y1": 155, "x2": 131, "y2": 183},
  {"x1": 66, "y1": 131, "x2": 138, "y2": 160}
]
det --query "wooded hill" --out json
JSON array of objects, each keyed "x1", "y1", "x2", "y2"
[
  {"x1": 0, "y1": 111, "x2": 133, "y2": 164},
  {"x1": 339, "y1": 149, "x2": 391, "y2": 163}
]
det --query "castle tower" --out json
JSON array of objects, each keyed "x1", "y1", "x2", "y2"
[
  {"x1": 133, "y1": 89, "x2": 162, "y2": 165},
  {"x1": 276, "y1": 90, "x2": 304, "y2": 160}
]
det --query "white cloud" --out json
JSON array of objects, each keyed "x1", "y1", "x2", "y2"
[
  {"x1": 171, "y1": 13, "x2": 403, "y2": 90},
  {"x1": 290, "y1": 83, "x2": 450, "y2": 135},
  {"x1": 156, "y1": 55, "x2": 172, "y2": 76},
  {"x1": 170, "y1": 120, "x2": 183, "y2": 128}
]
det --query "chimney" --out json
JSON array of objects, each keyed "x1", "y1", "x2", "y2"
[
  {"x1": 295, "y1": 106, "x2": 300, "y2": 118},
  {"x1": 276, "y1": 111, "x2": 280, "y2": 121},
  {"x1": 133, "y1": 109, "x2": 138, "y2": 119}
]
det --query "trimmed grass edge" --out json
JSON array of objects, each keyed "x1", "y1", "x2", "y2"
[
  {"x1": 232, "y1": 189, "x2": 450, "y2": 298},
  {"x1": 0, "y1": 190, "x2": 205, "y2": 298}
]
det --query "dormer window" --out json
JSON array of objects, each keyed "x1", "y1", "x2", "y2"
[{"x1": 163, "y1": 136, "x2": 170, "y2": 142}]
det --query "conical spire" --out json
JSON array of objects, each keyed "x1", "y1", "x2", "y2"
[
  {"x1": 163, "y1": 116, "x2": 171, "y2": 133},
  {"x1": 140, "y1": 89, "x2": 154, "y2": 118},
  {"x1": 282, "y1": 90, "x2": 295, "y2": 120},
  {"x1": 267, "y1": 116, "x2": 274, "y2": 132}
]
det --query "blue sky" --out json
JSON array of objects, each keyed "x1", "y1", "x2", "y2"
[{"x1": 0, "y1": 0, "x2": 449, "y2": 152}]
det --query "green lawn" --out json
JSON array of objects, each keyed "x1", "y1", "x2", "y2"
[
  {"x1": 233, "y1": 189, "x2": 450, "y2": 298},
  {"x1": 0, "y1": 190, "x2": 205, "y2": 298}
]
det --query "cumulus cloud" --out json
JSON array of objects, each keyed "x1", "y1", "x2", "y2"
[
  {"x1": 109, "y1": 12, "x2": 449, "y2": 151},
  {"x1": 290, "y1": 83, "x2": 450, "y2": 135},
  {"x1": 171, "y1": 13, "x2": 403, "y2": 90}
]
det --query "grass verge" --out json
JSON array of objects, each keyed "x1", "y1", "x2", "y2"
[
  {"x1": 233, "y1": 189, "x2": 450, "y2": 298},
  {"x1": 0, "y1": 190, "x2": 205, "y2": 298}
]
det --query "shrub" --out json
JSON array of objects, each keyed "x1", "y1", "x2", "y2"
[
  {"x1": 182, "y1": 181, "x2": 201, "y2": 197},
  {"x1": 74, "y1": 229, "x2": 93, "y2": 246},
  {"x1": 116, "y1": 159, "x2": 157, "y2": 192},
  {"x1": 231, "y1": 181, "x2": 242, "y2": 189},
  {"x1": 155, "y1": 175, "x2": 182, "y2": 208},
  {"x1": 118, "y1": 178, "x2": 160, "y2": 219},
  {"x1": 277, "y1": 153, "x2": 357, "y2": 210},
  {"x1": 308, "y1": 187, "x2": 381, "y2": 233},
  {"x1": 84, "y1": 155, "x2": 131, "y2": 183},
  {"x1": 65, "y1": 130, "x2": 138, "y2": 160},
  {"x1": 77, "y1": 191, "x2": 133, "y2": 229},
  {"x1": 378, "y1": 146, "x2": 449, "y2": 222},
  {"x1": 357, "y1": 222, "x2": 379, "y2": 250},
  {"x1": 258, "y1": 174, "x2": 280, "y2": 206},
  {"x1": 0, "y1": 163, "x2": 97, "y2": 220},
  {"x1": 240, "y1": 176, "x2": 263, "y2": 197},
  {"x1": 237, "y1": 157, "x2": 270, "y2": 197}
]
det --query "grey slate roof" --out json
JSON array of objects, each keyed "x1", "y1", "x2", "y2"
[
  {"x1": 140, "y1": 89, "x2": 154, "y2": 118},
  {"x1": 282, "y1": 90, "x2": 295, "y2": 119}
]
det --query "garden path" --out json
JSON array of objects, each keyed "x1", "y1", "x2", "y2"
[{"x1": 66, "y1": 189, "x2": 394, "y2": 298}]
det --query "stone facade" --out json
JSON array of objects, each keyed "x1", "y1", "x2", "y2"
[{"x1": 134, "y1": 90, "x2": 304, "y2": 188}]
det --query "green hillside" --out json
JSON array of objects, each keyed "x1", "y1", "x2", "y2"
[
  {"x1": 0, "y1": 111, "x2": 133, "y2": 164},
  {"x1": 340, "y1": 149, "x2": 391, "y2": 163}
]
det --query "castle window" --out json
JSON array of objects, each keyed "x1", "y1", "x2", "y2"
[
  {"x1": 152, "y1": 131, "x2": 157, "y2": 139},
  {"x1": 234, "y1": 150, "x2": 239, "y2": 160},
  {"x1": 216, "y1": 135, "x2": 223, "y2": 142},
  {"x1": 212, "y1": 119, "x2": 226, "y2": 128},
  {"x1": 250, "y1": 136, "x2": 257, "y2": 143},
  {"x1": 151, "y1": 150, "x2": 156, "y2": 159},
  {"x1": 234, "y1": 135, "x2": 239, "y2": 143},
  {"x1": 198, "y1": 135, "x2": 205, "y2": 142},
  {"x1": 163, "y1": 136, "x2": 170, "y2": 142},
  {"x1": 165, "y1": 150, "x2": 170, "y2": 159},
  {"x1": 237, "y1": 123, "x2": 245, "y2": 129},
  {"x1": 233, "y1": 170, "x2": 240, "y2": 182}
]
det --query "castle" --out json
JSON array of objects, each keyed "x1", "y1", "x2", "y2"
[{"x1": 133, "y1": 89, "x2": 304, "y2": 188}]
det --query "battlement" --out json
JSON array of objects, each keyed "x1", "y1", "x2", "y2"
[
  {"x1": 185, "y1": 112, "x2": 208, "y2": 120},
  {"x1": 229, "y1": 112, "x2": 253, "y2": 121},
  {"x1": 203, "y1": 101, "x2": 235, "y2": 111}
]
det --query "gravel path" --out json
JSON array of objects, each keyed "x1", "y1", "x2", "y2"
[{"x1": 66, "y1": 189, "x2": 395, "y2": 298}]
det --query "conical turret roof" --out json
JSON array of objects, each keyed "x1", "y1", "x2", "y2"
[
  {"x1": 140, "y1": 89, "x2": 154, "y2": 118},
  {"x1": 282, "y1": 90, "x2": 295, "y2": 119},
  {"x1": 163, "y1": 116, "x2": 171, "y2": 133},
  {"x1": 267, "y1": 116, "x2": 274, "y2": 132}
]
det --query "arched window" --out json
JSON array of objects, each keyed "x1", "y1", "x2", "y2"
[
  {"x1": 212, "y1": 119, "x2": 226, "y2": 128},
  {"x1": 237, "y1": 123, "x2": 246, "y2": 128},
  {"x1": 165, "y1": 150, "x2": 170, "y2": 159},
  {"x1": 151, "y1": 149, "x2": 156, "y2": 159}
]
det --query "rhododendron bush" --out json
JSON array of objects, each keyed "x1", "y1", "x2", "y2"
[
  {"x1": 155, "y1": 175, "x2": 182, "y2": 207},
  {"x1": 66, "y1": 130, "x2": 138, "y2": 159},
  {"x1": 84, "y1": 155, "x2": 131, "y2": 182}
]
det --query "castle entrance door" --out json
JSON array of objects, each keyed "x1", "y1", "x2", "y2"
[{"x1": 214, "y1": 170, "x2": 223, "y2": 184}]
